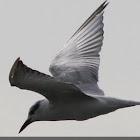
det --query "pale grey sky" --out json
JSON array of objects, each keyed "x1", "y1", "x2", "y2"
[{"x1": 1, "y1": 0, "x2": 140, "y2": 136}]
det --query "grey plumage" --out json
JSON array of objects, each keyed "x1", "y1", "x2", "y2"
[
  {"x1": 49, "y1": 2, "x2": 108, "y2": 96},
  {"x1": 9, "y1": 1, "x2": 140, "y2": 133}
]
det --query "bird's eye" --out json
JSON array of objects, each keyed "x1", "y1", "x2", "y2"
[
  {"x1": 29, "y1": 110, "x2": 34, "y2": 115},
  {"x1": 29, "y1": 101, "x2": 40, "y2": 116}
]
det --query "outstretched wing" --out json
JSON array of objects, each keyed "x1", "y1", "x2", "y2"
[
  {"x1": 9, "y1": 58, "x2": 92, "y2": 102},
  {"x1": 49, "y1": 1, "x2": 108, "y2": 96}
]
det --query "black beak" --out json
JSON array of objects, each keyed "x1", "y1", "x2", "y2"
[{"x1": 19, "y1": 118, "x2": 32, "y2": 133}]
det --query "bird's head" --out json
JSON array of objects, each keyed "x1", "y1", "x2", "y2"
[{"x1": 19, "y1": 100, "x2": 46, "y2": 133}]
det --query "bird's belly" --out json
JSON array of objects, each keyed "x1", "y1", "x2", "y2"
[{"x1": 51, "y1": 99, "x2": 116, "y2": 121}]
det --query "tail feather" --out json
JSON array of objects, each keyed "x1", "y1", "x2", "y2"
[
  {"x1": 105, "y1": 97, "x2": 140, "y2": 109},
  {"x1": 117, "y1": 99, "x2": 140, "y2": 109}
]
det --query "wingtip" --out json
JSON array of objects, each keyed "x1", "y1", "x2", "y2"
[
  {"x1": 102, "y1": 0, "x2": 109, "y2": 10},
  {"x1": 94, "y1": 0, "x2": 109, "y2": 16},
  {"x1": 9, "y1": 57, "x2": 21, "y2": 85},
  {"x1": 104, "y1": 1, "x2": 110, "y2": 8}
]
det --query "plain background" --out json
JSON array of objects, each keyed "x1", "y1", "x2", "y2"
[{"x1": 1, "y1": 0, "x2": 140, "y2": 136}]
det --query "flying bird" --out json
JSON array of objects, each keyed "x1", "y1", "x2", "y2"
[{"x1": 9, "y1": 1, "x2": 140, "y2": 133}]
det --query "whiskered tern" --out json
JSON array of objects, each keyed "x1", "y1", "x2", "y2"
[{"x1": 9, "y1": 1, "x2": 140, "y2": 133}]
